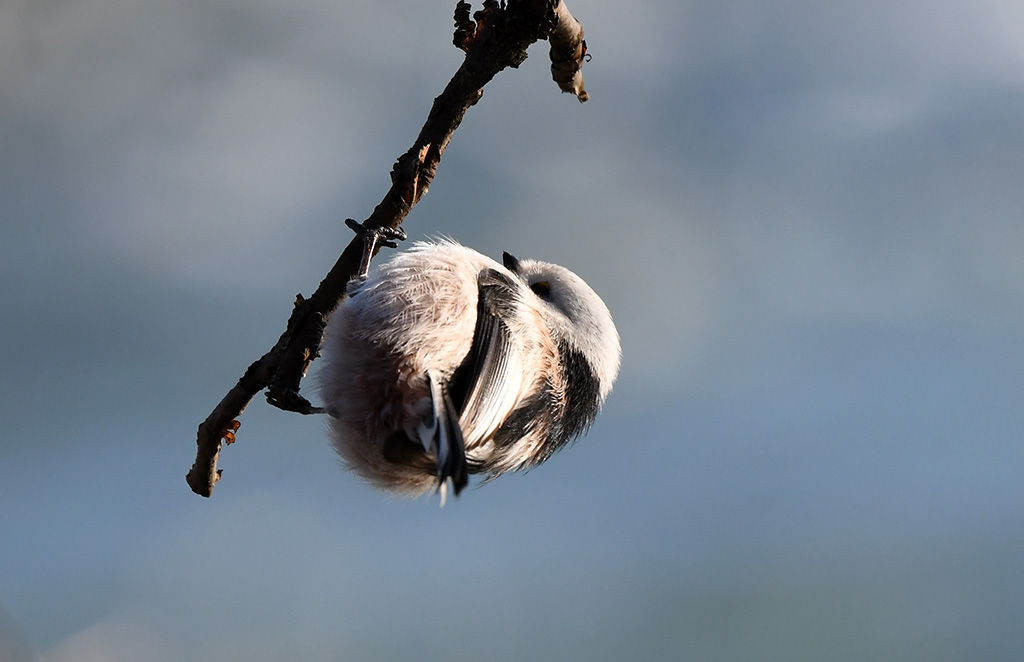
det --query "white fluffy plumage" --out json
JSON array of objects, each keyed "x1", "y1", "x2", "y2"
[{"x1": 316, "y1": 239, "x2": 620, "y2": 499}]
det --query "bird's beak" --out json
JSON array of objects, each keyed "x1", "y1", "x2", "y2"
[{"x1": 502, "y1": 251, "x2": 520, "y2": 273}]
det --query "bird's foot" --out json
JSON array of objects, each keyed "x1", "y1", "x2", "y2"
[
  {"x1": 266, "y1": 385, "x2": 328, "y2": 415},
  {"x1": 345, "y1": 219, "x2": 407, "y2": 277}
]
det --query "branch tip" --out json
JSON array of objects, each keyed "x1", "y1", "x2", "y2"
[{"x1": 453, "y1": 1, "x2": 476, "y2": 51}]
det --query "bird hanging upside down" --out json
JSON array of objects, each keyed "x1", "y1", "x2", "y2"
[{"x1": 317, "y1": 238, "x2": 620, "y2": 502}]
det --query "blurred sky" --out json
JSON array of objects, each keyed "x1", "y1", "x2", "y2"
[{"x1": 2, "y1": 0, "x2": 1024, "y2": 660}]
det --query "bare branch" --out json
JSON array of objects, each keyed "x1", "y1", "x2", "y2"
[{"x1": 187, "y1": 0, "x2": 592, "y2": 497}]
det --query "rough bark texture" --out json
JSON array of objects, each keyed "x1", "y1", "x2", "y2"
[{"x1": 187, "y1": 0, "x2": 591, "y2": 497}]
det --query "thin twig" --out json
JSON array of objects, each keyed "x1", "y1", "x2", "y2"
[{"x1": 187, "y1": 0, "x2": 591, "y2": 497}]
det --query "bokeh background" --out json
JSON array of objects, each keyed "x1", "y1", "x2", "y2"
[{"x1": 3, "y1": 1, "x2": 1023, "y2": 660}]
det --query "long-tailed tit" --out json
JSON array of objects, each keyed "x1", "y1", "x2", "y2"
[{"x1": 317, "y1": 238, "x2": 620, "y2": 501}]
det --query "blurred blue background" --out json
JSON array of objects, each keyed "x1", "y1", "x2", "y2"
[{"x1": 2, "y1": 1, "x2": 1023, "y2": 660}]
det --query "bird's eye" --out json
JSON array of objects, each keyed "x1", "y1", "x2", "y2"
[{"x1": 530, "y1": 281, "x2": 551, "y2": 298}]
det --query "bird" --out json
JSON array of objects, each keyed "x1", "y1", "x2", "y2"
[{"x1": 316, "y1": 238, "x2": 620, "y2": 502}]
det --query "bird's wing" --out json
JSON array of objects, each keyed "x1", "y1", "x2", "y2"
[
  {"x1": 415, "y1": 268, "x2": 523, "y2": 500},
  {"x1": 448, "y1": 268, "x2": 526, "y2": 451}
]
